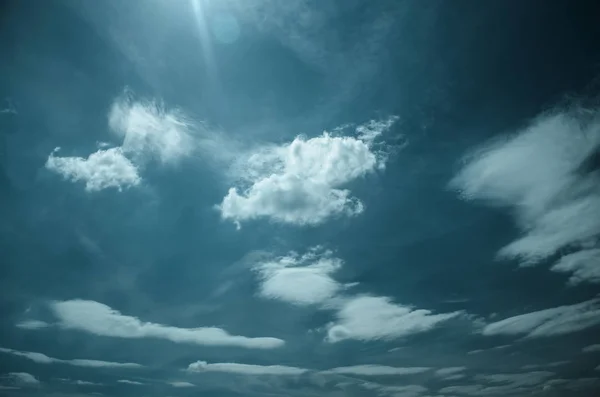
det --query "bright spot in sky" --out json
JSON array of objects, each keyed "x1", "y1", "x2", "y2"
[{"x1": 211, "y1": 13, "x2": 240, "y2": 44}]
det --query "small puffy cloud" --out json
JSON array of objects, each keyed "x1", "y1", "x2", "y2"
[
  {"x1": 117, "y1": 380, "x2": 144, "y2": 385},
  {"x1": 325, "y1": 365, "x2": 430, "y2": 376},
  {"x1": 15, "y1": 320, "x2": 50, "y2": 330},
  {"x1": 451, "y1": 111, "x2": 600, "y2": 280},
  {"x1": 219, "y1": 117, "x2": 398, "y2": 226},
  {"x1": 551, "y1": 249, "x2": 600, "y2": 285},
  {"x1": 482, "y1": 298, "x2": 600, "y2": 338},
  {"x1": 326, "y1": 295, "x2": 461, "y2": 342},
  {"x1": 108, "y1": 92, "x2": 195, "y2": 165},
  {"x1": 46, "y1": 147, "x2": 140, "y2": 192},
  {"x1": 583, "y1": 344, "x2": 600, "y2": 353},
  {"x1": 50, "y1": 299, "x2": 284, "y2": 349},
  {"x1": 188, "y1": 361, "x2": 308, "y2": 376},
  {"x1": 6, "y1": 372, "x2": 40, "y2": 386},
  {"x1": 435, "y1": 367, "x2": 466, "y2": 377},
  {"x1": 254, "y1": 248, "x2": 343, "y2": 305},
  {"x1": 169, "y1": 381, "x2": 195, "y2": 388},
  {"x1": 0, "y1": 346, "x2": 142, "y2": 368}
]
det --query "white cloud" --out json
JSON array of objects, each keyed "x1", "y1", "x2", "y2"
[
  {"x1": 50, "y1": 299, "x2": 284, "y2": 349},
  {"x1": 108, "y1": 92, "x2": 195, "y2": 165},
  {"x1": 169, "y1": 381, "x2": 195, "y2": 388},
  {"x1": 326, "y1": 295, "x2": 461, "y2": 342},
  {"x1": 451, "y1": 111, "x2": 600, "y2": 278},
  {"x1": 6, "y1": 372, "x2": 40, "y2": 386},
  {"x1": 117, "y1": 380, "x2": 144, "y2": 385},
  {"x1": 475, "y1": 371, "x2": 554, "y2": 387},
  {"x1": 435, "y1": 367, "x2": 466, "y2": 377},
  {"x1": 219, "y1": 117, "x2": 398, "y2": 226},
  {"x1": 482, "y1": 298, "x2": 600, "y2": 338},
  {"x1": 254, "y1": 248, "x2": 343, "y2": 305},
  {"x1": 73, "y1": 380, "x2": 102, "y2": 386},
  {"x1": 583, "y1": 344, "x2": 600, "y2": 353},
  {"x1": 15, "y1": 320, "x2": 50, "y2": 330},
  {"x1": 0, "y1": 346, "x2": 142, "y2": 368},
  {"x1": 46, "y1": 147, "x2": 141, "y2": 192},
  {"x1": 325, "y1": 365, "x2": 429, "y2": 376},
  {"x1": 187, "y1": 361, "x2": 308, "y2": 376},
  {"x1": 551, "y1": 249, "x2": 600, "y2": 285}
]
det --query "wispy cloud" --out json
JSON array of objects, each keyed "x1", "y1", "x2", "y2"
[
  {"x1": 254, "y1": 248, "x2": 344, "y2": 306},
  {"x1": 117, "y1": 379, "x2": 144, "y2": 385},
  {"x1": 108, "y1": 91, "x2": 196, "y2": 165},
  {"x1": 168, "y1": 381, "x2": 195, "y2": 388},
  {"x1": 583, "y1": 344, "x2": 600, "y2": 353},
  {"x1": 451, "y1": 110, "x2": 600, "y2": 282},
  {"x1": 187, "y1": 361, "x2": 308, "y2": 375},
  {"x1": 46, "y1": 147, "x2": 140, "y2": 192},
  {"x1": 0, "y1": 346, "x2": 142, "y2": 368},
  {"x1": 326, "y1": 295, "x2": 461, "y2": 342},
  {"x1": 218, "y1": 117, "x2": 398, "y2": 227},
  {"x1": 15, "y1": 320, "x2": 50, "y2": 330},
  {"x1": 482, "y1": 298, "x2": 600, "y2": 338},
  {"x1": 435, "y1": 367, "x2": 467, "y2": 377},
  {"x1": 49, "y1": 299, "x2": 284, "y2": 349},
  {"x1": 4, "y1": 372, "x2": 40, "y2": 386},
  {"x1": 325, "y1": 365, "x2": 429, "y2": 376}
]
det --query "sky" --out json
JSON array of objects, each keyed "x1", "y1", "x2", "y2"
[{"x1": 1, "y1": 0, "x2": 600, "y2": 397}]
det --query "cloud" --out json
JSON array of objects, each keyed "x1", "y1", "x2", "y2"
[
  {"x1": 0, "y1": 346, "x2": 142, "y2": 368},
  {"x1": 117, "y1": 380, "x2": 144, "y2": 385},
  {"x1": 435, "y1": 367, "x2": 466, "y2": 377},
  {"x1": 187, "y1": 361, "x2": 308, "y2": 376},
  {"x1": 46, "y1": 147, "x2": 141, "y2": 192},
  {"x1": 551, "y1": 248, "x2": 600, "y2": 285},
  {"x1": 325, "y1": 365, "x2": 430, "y2": 376},
  {"x1": 254, "y1": 248, "x2": 343, "y2": 305},
  {"x1": 451, "y1": 110, "x2": 600, "y2": 280},
  {"x1": 50, "y1": 299, "x2": 284, "y2": 349},
  {"x1": 583, "y1": 344, "x2": 600, "y2": 353},
  {"x1": 326, "y1": 295, "x2": 461, "y2": 342},
  {"x1": 475, "y1": 371, "x2": 554, "y2": 387},
  {"x1": 5, "y1": 372, "x2": 40, "y2": 386},
  {"x1": 218, "y1": 117, "x2": 398, "y2": 226},
  {"x1": 72, "y1": 380, "x2": 102, "y2": 386},
  {"x1": 482, "y1": 298, "x2": 600, "y2": 338},
  {"x1": 15, "y1": 320, "x2": 50, "y2": 330},
  {"x1": 108, "y1": 91, "x2": 196, "y2": 165},
  {"x1": 168, "y1": 381, "x2": 195, "y2": 388}
]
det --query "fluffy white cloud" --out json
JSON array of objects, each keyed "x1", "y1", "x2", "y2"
[
  {"x1": 325, "y1": 365, "x2": 429, "y2": 376},
  {"x1": 169, "y1": 381, "x2": 195, "y2": 388},
  {"x1": 188, "y1": 361, "x2": 308, "y2": 376},
  {"x1": 46, "y1": 147, "x2": 141, "y2": 192},
  {"x1": 117, "y1": 380, "x2": 144, "y2": 385},
  {"x1": 326, "y1": 295, "x2": 461, "y2": 342},
  {"x1": 482, "y1": 298, "x2": 600, "y2": 338},
  {"x1": 15, "y1": 320, "x2": 50, "y2": 330},
  {"x1": 219, "y1": 117, "x2": 398, "y2": 226},
  {"x1": 451, "y1": 111, "x2": 600, "y2": 281},
  {"x1": 583, "y1": 344, "x2": 600, "y2": 353},
  {"x1": 0, "y1": 346, "x2": 142, "y2": 368},
  {"x1": 108, "y1": 92, "x2": 195, "y2": 165},
  {"x1": 254, "y1": 248, "x2": 343, "y2": 305},
  {"x1": 50, "y1": 299, "x2": 283, "y2": 349},
  {"x1": 551, "y1": 249, "x2": 600, "y2": 285}
]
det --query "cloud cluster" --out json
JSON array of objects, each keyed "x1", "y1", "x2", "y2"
[
  {"x1": 324, "y1": 365, "x2": 429, "y2": 376},
  {"x1": 482, "y1": 298, "x2": 600, "y2": 338},
  {"x1": 219, "y1": 117, "x2": 398, "y2": 226},
  {"x1": 451, "y1": 111, "x2": 600, "y2": 283},
  {"x1": 46, "y1": 91, "x2": 197, "y2": 192},
  {"x1": 49, "y1": 299, "x2": 284, "y2": 349},
  {"x1": 0, "y1": 347, "x2": 142, "y2": 369}
]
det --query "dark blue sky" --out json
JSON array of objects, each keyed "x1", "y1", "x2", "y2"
[{"x1": 1, "y1": 1, "x2": 600, "y2": 397}]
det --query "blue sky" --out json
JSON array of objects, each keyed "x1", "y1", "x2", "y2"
[{"x1": 1, "y1": 0, "x2": 600, "y2": 396}]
